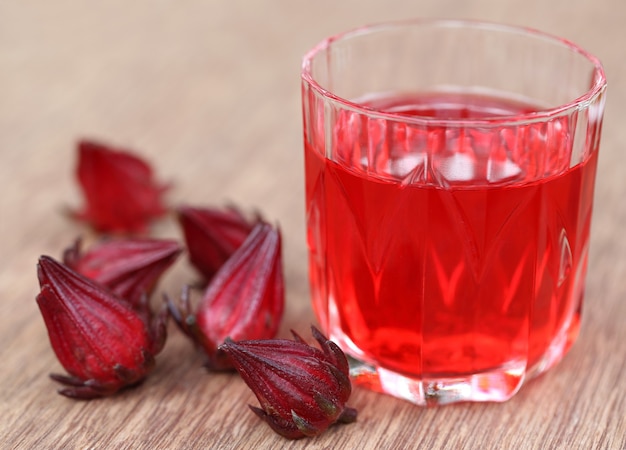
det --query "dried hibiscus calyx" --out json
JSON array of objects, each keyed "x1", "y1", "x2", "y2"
[
  {"x1": 177, "y1": 204, "x2": 263, "y2": 281},
  {"x1": 63, "y1": 237, "x2": 182, "y2": 309},
  {"x1": 219, "y1": 326, "x2": 357, "y2": 439},
  {"x1": 72, "y1": 139, "x2": 170, "y2": 234},
  {"x1": 36, "y1": 256, "x2": 166, "y2": 399},
  {"x1": 168, "y1": 222, "x2": 284, "y2": 370}
]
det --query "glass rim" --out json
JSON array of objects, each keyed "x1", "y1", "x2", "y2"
[{"x1": 301, "y1": 18, "x2": 607, "y2": 127}]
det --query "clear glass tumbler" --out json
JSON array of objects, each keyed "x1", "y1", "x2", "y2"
[{"x1": 301, "y1": 19, "x2": 606, "y2": 405}]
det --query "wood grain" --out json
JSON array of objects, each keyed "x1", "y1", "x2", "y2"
[{"x1": 0, "y1": 1, "x2": 624, "y2": 449}]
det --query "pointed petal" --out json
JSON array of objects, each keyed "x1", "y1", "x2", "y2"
[
  {"x1": 249, "y1": 406, "x2": 305, "y2": 440},
  {"x1": 64, "y1": 237, "x2": 182, "y2": 306},
  {"x1": 36, "y1": 256, "x2": 160, "y2": 396},
  {"x1": 312, "y1": 326, "x2": 350, "y2": 378},
  {"x1": 290, "y1": 329, "x2": 306, "y2": 343},
  {"x1": 73, "y1": 139, "x2": 169, "y2": 233},
  {"x1": 193, "y1": 223, "x2": 284, "y2": 363},
  {"x1": 177, "y1": 205, "x2": 262, "y2": 280},
  {"x1": 219, "y1": 328, "x2": 357, "y2": 439},
  {"x1": 291, "y1": 410, "x2": 321, "y2": 437}
]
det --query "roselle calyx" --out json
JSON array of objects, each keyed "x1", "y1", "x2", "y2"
[
  {"x1": 177, "y1": 205, "x2": 263, "y2": 281},
  {"x1": 219, "y1": 326, "x2": 357, "y2": 439},
  {"x1": 72, "y1": 139, "x2": 170, "y2": 234},
  {"x1": 168, "y1": 222, "x2": 284, "y2": 370},
  {"x1": 63, "y1": 237, "x2": 182, "y2": 309},
  {"x1": 36, "y1": 256, "x2": 166, "y2": 399}
]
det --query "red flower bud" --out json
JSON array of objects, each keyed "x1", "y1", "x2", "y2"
[
  {"x1": 219, "y1": 326, "x2": 357, "y2": 439},
  {"x1": 168, "y1": 222, "x2": 284, "y2": 370},
  {"x1": 72, "y1": 139, "x2": 170, "y2": 233},
  {"x1": 36, "y1": 256, "x2": 166, "y2": 399},
  {"x1": 177, "y1": 205, "x2": 262, "y2": 281},
  {"x1": 63, "y1": 237, "x2": 182, "y2": 308}
]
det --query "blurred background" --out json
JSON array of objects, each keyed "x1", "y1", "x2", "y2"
[{"x1": 2, "y1": 0, "x2": 622, "y2": 279}]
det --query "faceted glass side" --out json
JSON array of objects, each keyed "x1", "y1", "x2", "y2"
[
  {"x1": 302, "y1": 20, "x2": 606, "y2": 405},
  {"x1": 303, "y1": 84, "x2": 605, "y2": 404}
]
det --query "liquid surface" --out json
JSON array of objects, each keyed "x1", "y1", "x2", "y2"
[{"x1": 305, "y1": 92, "x2": 598, "y2": 378}]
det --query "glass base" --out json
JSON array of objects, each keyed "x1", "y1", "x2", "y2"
[
  {"x1": 345, "y1": 321, "x2": 578, "y2": 406},
  {"x1": 347, "y1": 356, "x2": 526, "y2": 406}
]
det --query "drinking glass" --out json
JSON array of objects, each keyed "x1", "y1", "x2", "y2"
[{"x1": 301, "y1": 19, "x2": 606, "y2": 405}]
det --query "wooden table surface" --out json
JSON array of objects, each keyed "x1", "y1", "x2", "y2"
[{"x1": 1, "y1": 1, "x2": 624, "y2": 449}]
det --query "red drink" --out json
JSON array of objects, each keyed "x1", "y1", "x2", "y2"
[
  {"x1": 305, "y1": 92, "x2": 599, "y2": 400},
  {"x1": 301, "y1": 19, "x2": 606, "y2": 405}
]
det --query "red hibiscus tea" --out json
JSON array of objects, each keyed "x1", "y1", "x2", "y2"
[{"x1": 301, "y1": 21, "x2": 606, "y2": 405}]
